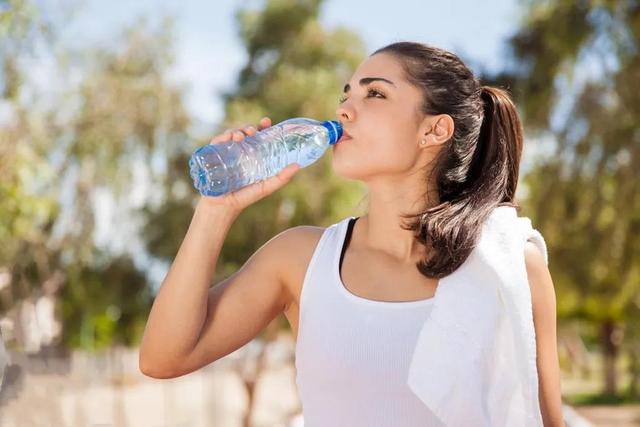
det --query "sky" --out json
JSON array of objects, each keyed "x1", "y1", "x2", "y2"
[
  {"x1": 53, "y1": 0, "x2": 524, "y2": 133},
  {"x1": 37, "y1": 0, "x2": 532, "y2": 289}
]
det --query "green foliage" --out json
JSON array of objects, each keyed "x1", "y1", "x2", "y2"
[
  {"x1": 59, "y1": 255, "x2": 153, "y2": 351},
  {"x1": 1, "y1": 0, "x2": 63, "y2": 308},
  {"x1": 511, "y1": 0, "x2": 640, "y2": 321},
  {"x1": 0, "y1": 4, "x2": 190, "y2": 349},
  {"x1": 508, "y1": 0, "x2": 595, "y2": 127},
  {"x1": 505, "y1": 0, "x2": 640, "y2": 395}
]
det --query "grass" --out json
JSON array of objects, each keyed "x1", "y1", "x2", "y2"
[{"x1": 565, "y1": 387, "x2": 640, "y2": 406}]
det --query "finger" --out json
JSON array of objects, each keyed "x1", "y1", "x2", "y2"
[
  {"x1": 243, "y1": 125, "x2": 257, "y2": 136},
  {"x1": 263, "y1": 163, "x2": 300, "y2": 192},
  {"x1": 210, "y1": 129, "x2": 232, "y2": 144},
  {"x1": 257, "y1": 117, "x2": 271, "y2": 130},
  {"x1": 267, "y1": 163, "x2": 300, "y2": 187},
  {"x1": 283, "y1": 163, "x2": 301, "y2": 174},
  {"x1": 233, "y1": 163, "x2": 300, "y2": 205},
  {"x1": 236, "y1": 124, "x2": 253, "y2": 136},
  {"x1": 232, "y1": 130, "x2": 245, "y2": 142}
]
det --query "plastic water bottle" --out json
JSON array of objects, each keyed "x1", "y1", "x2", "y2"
[{"x1": 189, "y1": 117, "x2": 343, "y2": 197}]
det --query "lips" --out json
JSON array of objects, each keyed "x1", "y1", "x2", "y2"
[{"x1": 337, "y1": 129, "x2": 352, "y2": 144}]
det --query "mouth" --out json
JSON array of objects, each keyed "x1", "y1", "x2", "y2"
[{"x1": 337, "y1": 130, "x2": 353, "y2": 144}]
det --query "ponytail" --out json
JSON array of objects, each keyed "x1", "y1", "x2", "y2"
[{"x1": 475, "y1": 85, "x2": 524, "y2": 208}]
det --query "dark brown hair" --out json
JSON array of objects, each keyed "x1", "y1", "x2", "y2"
[{"x1": 371, "y1": 41, "x2": 524, "y2": 279}]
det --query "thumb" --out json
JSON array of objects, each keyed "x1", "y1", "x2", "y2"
[
  {"x1": 277, "y1": 163, "x2": 300, "y2": 179},
  {"x1": 286, "y1": 163, "x2": 301, "y2": 175}
]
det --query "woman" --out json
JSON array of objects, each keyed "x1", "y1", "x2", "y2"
[{"x1": 139, "y1": 41, "x2": 565, "y2": 426}]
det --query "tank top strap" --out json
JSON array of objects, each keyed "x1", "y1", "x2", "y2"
[{"x1": 298, "y1": 217, "x2": 356, "y2": 316}]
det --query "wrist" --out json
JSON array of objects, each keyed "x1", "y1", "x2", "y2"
[{"x1": 195, "y1": 197, "x2": 240, "y2": 221}]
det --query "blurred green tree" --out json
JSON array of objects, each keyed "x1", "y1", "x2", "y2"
[
  {"x1": 492, "y1": 0, "x2": 640, "y2": 398},
  {"x1": 1, "y1": 1, "x2": 191, "y2": 351},
  {"x1": 54, "y1": 18, "x2": 192, "y2": 351},
  {"x1": 0, "y1": 0, "x2": 60, "y2": 311},
  {"x1": 60, "y1": 255, "x2": 153, "y2": 351}
]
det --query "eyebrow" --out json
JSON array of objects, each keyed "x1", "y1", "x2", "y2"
[{"x1": 343, "y1": 77, "x2": 396, "y2": 93}]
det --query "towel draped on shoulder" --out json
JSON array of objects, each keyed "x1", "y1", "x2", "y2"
[{"x1": 407, "y1": 205, "x2": 547, "y2": 427}]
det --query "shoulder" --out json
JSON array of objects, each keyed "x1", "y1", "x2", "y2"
[
  {"x1": 271, "y1": 225, "x2": 327, "y2": 251},
  {"x1": 267, "y1": 225, "x2": 327, "y2": 310},
  {"x1": 242, "y1": 225, "x2": 327, "y2": 284},
  {"x1": 267, "y1": 224, "x2": 327, "y2": 276},
  {"x1": 524, "y1": 239, "x2": 550, "y2": 285},
  {"x1": 524, "y1": 240, "x2": 557, "y2": 320},
  {"x1": 524, "y1": 238, "x2": 546, "y2": 263}
]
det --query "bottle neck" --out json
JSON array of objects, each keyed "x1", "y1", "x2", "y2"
[{"x1": 321, "y1": 120, "x2": 343, "y2": 145}]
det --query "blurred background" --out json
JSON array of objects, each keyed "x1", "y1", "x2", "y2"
[{"x1": 0, "y1": 0, "x2": 638, "y2": 425}]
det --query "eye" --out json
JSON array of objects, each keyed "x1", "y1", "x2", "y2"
[
  {"x1": 367, "y1": 88, "x2": 386, "y2": 98},
  {"x1": 338, "y1": 88, "x2": 386, "y2": 104}
]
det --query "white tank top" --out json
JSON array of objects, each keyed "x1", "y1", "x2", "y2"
[{"x1": 295, "y1": 216, "x2": 445, "y2": 427}]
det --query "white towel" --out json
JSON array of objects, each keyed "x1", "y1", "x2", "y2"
[{"x1": 407, "y1": 205, "x2": 547, "y2": 427}]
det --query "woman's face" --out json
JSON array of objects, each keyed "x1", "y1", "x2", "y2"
[{"x1": 333, "y1": 52, "x2": 429, "y2": 182}]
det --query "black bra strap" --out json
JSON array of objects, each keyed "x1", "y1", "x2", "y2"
[{"x1": 339, "y1": 217, "x2": 359, "y2": 271}]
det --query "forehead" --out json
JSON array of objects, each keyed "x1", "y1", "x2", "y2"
[{"x1": 351, "y1": 53, "x2": 405, "y2": 83}]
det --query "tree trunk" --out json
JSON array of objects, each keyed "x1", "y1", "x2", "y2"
[
  {"x1": 628, "y1": 339, "x2": 639, "y2": 398},
  {"x1": 600, "y1": 319, "x2": 622, "y2": 395}
]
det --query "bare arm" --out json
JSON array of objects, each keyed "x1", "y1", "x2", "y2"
[
  {"x1": 139, "y1": 198, "x2": 300, "y2": 378},
  {"x1": 138, "y1": 199, "x2": 240, "y2": 377},
  {"x1": 525, "y1": 241, "x2": 566, "y2": 427},
  {"x1": 138, "y1": 117, "x2": 300, "y2": 379}
]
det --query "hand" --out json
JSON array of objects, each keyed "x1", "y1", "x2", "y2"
[{"x1": 198, "y1": 117, "x2": 301, "y2": 214}]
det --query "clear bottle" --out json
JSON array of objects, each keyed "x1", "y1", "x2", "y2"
[{"x1": 189, "y1": 117, "x2": 343, "y2": 197}]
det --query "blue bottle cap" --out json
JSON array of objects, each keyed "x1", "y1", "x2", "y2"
[{"x1": 321, "y1": 120, "x2": 343, "y2": 145}]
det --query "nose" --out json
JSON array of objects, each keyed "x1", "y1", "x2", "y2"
[{"x1": 336, "y1": 102, "x2": 353, "y2": 122}]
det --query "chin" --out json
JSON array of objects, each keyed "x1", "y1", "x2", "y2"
[{"x1": 331, "y1": 153, "x2": 375, "y2": 182}]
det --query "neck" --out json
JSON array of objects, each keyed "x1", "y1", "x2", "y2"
[{"x1": 356, "y1": 182, "x2": 439, "y2": 264}]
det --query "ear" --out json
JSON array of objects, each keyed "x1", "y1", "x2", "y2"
[{"x1": 419, "y1": 114, "x2": 454, "y2": 147}]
